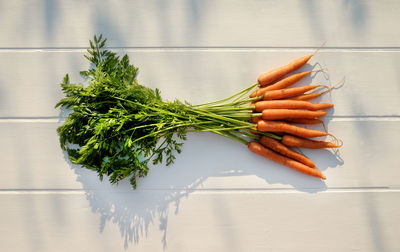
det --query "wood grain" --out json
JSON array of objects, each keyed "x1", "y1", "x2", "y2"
[
  {"x1": 0, "y1": 120, "x2": 398, "y2": 190},
  {"x1": 0, "y1": 0, "x2": 399, "y2": 48},
  {"x1": 0, "y1": 191, "x2": 399, "y2": 251},
  {"x1": 0, "y1": 50, "x2": 399, "y2": 117},
  {"x1": 1, "y1": 1, "x2": 399, "y2": 251}
]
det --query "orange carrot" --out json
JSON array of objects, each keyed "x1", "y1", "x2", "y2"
[
  {"x1": 254, "y1": 100, "x2": 333, "y2": 112},
  {"x1": 287, "y1": 92, "x2": 324, "y2": 101},
  {"x1": 252, "y1": 71, "x2": 312, "y2": 97},
  {"x1": 248, "y1": 141, "x2": 325, "y2": 179},
  {"x1": 250, "y1": 86, "x2": 268, "y2": 98},
  {"x1": 259, "y1": 135, "x2": 315, "y2": 167},
  {"x1": 251, "y1": 116, "x2": 261, "y2": 123},
  {"x1": 282, "y1": 135, "x2": 342, "y2": 149},
  {"x1": 257, "y1": 44, "x2": 324, "y2": 86},
  {"x1": 261, "y1": 109, "x2": 326, "y2": 120},
  {"x1": 252, "y1": 70, "x2": 319, "y2": 98},
  {"x1": 284, "y1": 118, "x2": 323, "y2": 125},
  {"x1": 257, "y1": 120, "x2": 327, "y2": 138},
  {"x1": 263, "y1": 85, "x2": 324, "y2": 100},
  {"x1": 258, "y1": 57, "x2": 313, "y2": 86}
]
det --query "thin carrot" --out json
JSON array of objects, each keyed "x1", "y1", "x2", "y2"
[
  {"x1": 257, "y1": 45, "x2": 324, "y2": 86},
  {"x1": 254, "y1": 100, "x2": 333, "y2": 112},
  {"x1": 257, "y1": 120, "x2": 327, "y2": 138},
  {"x1": 287, "y1": 92, "x2": 324, "y2": 101},
  {"x1": 248, "y1": 141, "x2": 325, "y2": 179},
  {"x1": 261, "y1": 109, "x2": 326, "y2": 120},
  {"x1": 263, "y1": 85, "x2": 326, "y2": 100},
  {"x1": 284, "y1": 118, "x2": 323, "y2": 125},
  {"x1": 281, "y1": 135, "x2": 342, "y2": 149},
  {"x1": 259, "y1": 135, "x2": 315, "y2": 167}
]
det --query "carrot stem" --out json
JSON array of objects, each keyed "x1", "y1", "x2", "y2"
[{"x1": 194, "y1": 83, "x2": 258, "y2": 107}]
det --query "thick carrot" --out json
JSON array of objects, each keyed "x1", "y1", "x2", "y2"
[
  {"x1": 282, "y1": 135, "x2": 342, "y2": 149},
  {"x1": 257, "y1": 120, "x2": 327, "y2": 138},
  {"x1": 259, "y1": 135, "x2": 315, "y2": 167},
  {"x1": 248, "y1": 141, "x2": 325, "y2": 179},
  {"x1": 284, "y1": 118, "x2": 323, "y2": 125},
  {"x1": 263, "y1": 85, "x2": 322, "y2": 100},
  {"x1": 254, "y1": 100, "x2": 333, "y2": 112},
  {"x1": 261, "y1": 109, "x2": 326, "y2": 120}
]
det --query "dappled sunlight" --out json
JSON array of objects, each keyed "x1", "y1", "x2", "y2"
[{"x1": 1, "y1": 0, "x2": 399, "y2": 251}]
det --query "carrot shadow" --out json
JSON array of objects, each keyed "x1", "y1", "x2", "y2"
[{"x1": 61, "y1": 127, "x2": 344, "y2": 250}]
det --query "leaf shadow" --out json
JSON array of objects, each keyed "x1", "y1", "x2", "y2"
[
  {"x1": 60, "y1": 127, "x2": 344, "y2": 250},
  {"x1": 62, "y1": 150, "x2": 206, "y2": 250}
]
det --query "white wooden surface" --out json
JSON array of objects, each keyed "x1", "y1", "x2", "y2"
[{"x1": 1, "y1": 1, "x2": 399, "y2": 251}]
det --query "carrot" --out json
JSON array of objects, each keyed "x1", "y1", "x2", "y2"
[
  {"x1": 284, "y1": 118, "x2": 323, "y2": 125},
  {"x1": 257, "y1": 120, "x2": 327, "y2": 138},
  {"x1": 257, "y1": 57, "x2": 312, "y2": 86},
  {"x1": 250, "y1": 86, "x2": 267, "y2": 98},
  {"x1": 261, "y1": 109, "x2": 326, "y2": 120},
  {"x1": 252, "y1": 71, "x2": 312, "y2": 97},
  {"x1": 282, "y1": 135, "x2": 342, "y2": 149},
  {"x1": 262, "y1": 85, "x2": 326, "y2": 100},
  {"x1": 257, "y1": 45, "x2": 324, "y2": 86},
  {"x1": 248, "y1": 141, "x2": 325, "y2": 179},
  {"x1": 251, "y1": 116, "x2": 261, "y2": 123},
  {"x1": 252, "y1": 70, "x2": 323, "y2": 98},
  {"x1": 254, "y1": 100, "x2": 333, "y2": 112},
  {"x1": 287, "y1": 92, "x2": 325, "y2": 101},
  {"x1": 259, "y1": 135, "x2": 315, "y2": 167}
]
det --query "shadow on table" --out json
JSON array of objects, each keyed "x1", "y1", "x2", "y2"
[
  {"x1": 64, "y1": 154, "x2": 199, "y2": 250},
  {"x1": 63, "y1": 131, "x2": 343, "y2": 250}
]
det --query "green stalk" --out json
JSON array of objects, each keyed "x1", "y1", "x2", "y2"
[
  {"x1": 204, "y1": 95, "x2": 262, "y2": 109},
  {"x1": 202, "y1": 105, "x2": 255, "y2": 112},
  {"x1": 193, "y1": 83, "x2": 258, "y2": 108},
  {"x1": 188, "y1": 107, "x2": 256, "y2": 127},
  {"x1": 207, "y1": 129, "x2": 249, "y2": 145},
  {"x1": 195, "y1": 125, "x2": 254, "y2": 132}
]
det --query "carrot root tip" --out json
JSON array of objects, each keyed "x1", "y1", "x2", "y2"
[{"x1": 327, "y1": 133, "x2": 343, "y2": 148}]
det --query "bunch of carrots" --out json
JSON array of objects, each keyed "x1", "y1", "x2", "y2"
[
  {"x1": 57, "y1": 36, "x2": 342, "y2": 188},
  {"x1": 245, "y1": 50, "x2": 343, "y2": 180}
]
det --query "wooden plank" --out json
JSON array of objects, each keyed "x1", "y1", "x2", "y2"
[
  {"x1": 0, "y1": 120, "x2": 398, "y2": 190},
  {"x1": 0, "y1": 50, "x2": 399, "y2": 117},
  {"x1": 0, "y1": 191, "x2": 399, "y2": 252},
  {"x1": 0, "y1": 0, "x2": 399, "y2": 48},
  {"x1": 1, "y1": 1, "x2": 398, "y2": 252}
]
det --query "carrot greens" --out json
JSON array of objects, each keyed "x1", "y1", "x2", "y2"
[
  {"x1": 56, "y1": 35, "x2": 265, "y2": 188},
  {"x1": 56, "y1": 35, "x2": 341, "y2": 185}
]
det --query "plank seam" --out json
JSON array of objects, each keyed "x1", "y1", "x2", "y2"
[
  {"x1": 1, "y1": 47, "x2": 400, "y2": 53},
  {"x1": 1, "y1": 116, "x2": 400, "y2": 123},
  {"x1": 0, "y1": 187, "x2": 399, "y2": 194}
]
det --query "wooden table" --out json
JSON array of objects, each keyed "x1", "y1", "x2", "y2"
[{"x1": 0, "y1": 1, "x2": 399, "y2": 251}]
